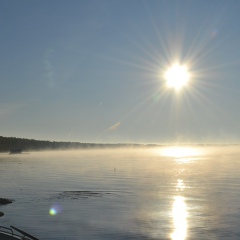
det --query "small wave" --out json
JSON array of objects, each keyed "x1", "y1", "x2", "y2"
[{"x1": 50, "y1": 190, "x2": 113, "y2": 200}]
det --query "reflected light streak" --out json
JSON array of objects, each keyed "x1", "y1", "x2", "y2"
[
  {"x1": 171, "y1": 196, "x2": 188, "y2": 240},
  {"x1": 161, "y1": 147, "x2": 201, "y2": 158},
  {"x1": 176, "y1": 179, "x2": 185, "y2": 191}
]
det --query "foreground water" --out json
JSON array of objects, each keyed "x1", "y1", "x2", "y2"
[{"x1": 0, "y1": 146, "x2": 240, "y2": 239}]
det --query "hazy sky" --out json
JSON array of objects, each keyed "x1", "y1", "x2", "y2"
[{"x1": 1, "y1": 0, "x2": 240, "y2": 144}]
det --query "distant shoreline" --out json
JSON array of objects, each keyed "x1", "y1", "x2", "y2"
[
  {"x1": 0, "y1": 136, "x2": 156, "y2": 153},
  {"x1": 0, "y1": 136, "x2": 239, "y2": 153}
]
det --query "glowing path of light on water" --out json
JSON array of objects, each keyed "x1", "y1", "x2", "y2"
[
  {"x1": 161, "y1": 147, "x2": 201, "y2": 158},
  {"x1": 171, "y1": 196, "x2": 188, "y2": 240}
]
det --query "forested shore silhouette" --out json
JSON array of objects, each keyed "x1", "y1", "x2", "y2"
[{"x1": 0, "y1": 136, "x2": 150, "y2": 153}]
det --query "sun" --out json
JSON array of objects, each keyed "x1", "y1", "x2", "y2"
[{"x1": 164, "y1": 64, "x2": 190, "y2": 91}]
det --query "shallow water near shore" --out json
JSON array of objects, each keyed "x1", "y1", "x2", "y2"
[{"x1": 0, "y1": 146, "x2": 240, "y2": 239}]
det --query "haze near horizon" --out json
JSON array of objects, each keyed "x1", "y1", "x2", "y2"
[{"x1": 1, "y1": 0, "x2": 240, "y2": 144}]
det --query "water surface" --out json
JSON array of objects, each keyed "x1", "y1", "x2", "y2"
[{"x1": 0, "y1": 147, "x2": 240, "y2": 239}]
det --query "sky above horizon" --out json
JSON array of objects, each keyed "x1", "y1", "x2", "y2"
[{"x1": 1, "y1": 0, "x2": 240, "y2": 144}]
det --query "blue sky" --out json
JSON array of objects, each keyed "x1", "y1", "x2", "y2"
[{"x1": 1, "y1": 0, "x2": 240, "y2": 143}]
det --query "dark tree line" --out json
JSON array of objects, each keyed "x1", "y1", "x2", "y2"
[{"x1": 0, "y1": 136, "x2": 145, "y2": 153}]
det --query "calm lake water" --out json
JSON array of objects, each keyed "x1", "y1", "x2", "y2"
[{"x1": 0, "y1": 146, "x2": 240, "y2": 239}]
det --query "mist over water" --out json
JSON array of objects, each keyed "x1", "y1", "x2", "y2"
[{"x1": 0, "y1": 147, "x2": 240, "y2": 239}]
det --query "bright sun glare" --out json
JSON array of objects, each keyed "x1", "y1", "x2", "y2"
[{"x1": 165, "y1": 64, "x2": 190, "y2": 91}]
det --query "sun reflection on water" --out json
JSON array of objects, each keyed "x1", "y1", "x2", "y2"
[
  {"x1": 156, "y1": 146, "x2": 204, "y2": 164},
  {"x1": 162, "y1": 147, "x2": 201, "y2": 158},
  {"x1": 176, "y1": 179, "x2": 185, "y2": 191},
  {"x1": 171, "y1": 196, "x2": 188, "y2": 240}
]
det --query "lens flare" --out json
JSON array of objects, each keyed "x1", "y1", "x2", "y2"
[{"x1": 49, "y1": 203, "x2": 62, "y2": 216}]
